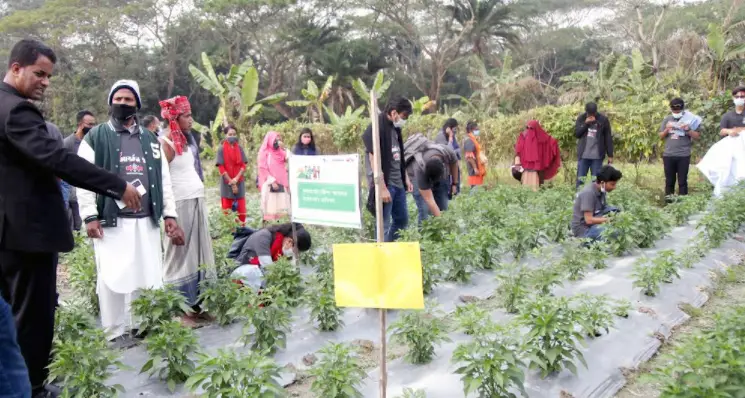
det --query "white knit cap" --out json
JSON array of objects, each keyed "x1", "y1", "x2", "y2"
[{"x1": 108, "y1": 79, "x2": 142, "y2": 109}]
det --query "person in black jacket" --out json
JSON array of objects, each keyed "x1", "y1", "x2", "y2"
[
  {"x1": 574, "y1": 102, "x2": 614, "y2": 189},
  {"x1": 362, "y1": 96, "x2": 413, "y2": 242},
  {"x1": 0, "y1": 39, "x2": 140, "y2": 398}
]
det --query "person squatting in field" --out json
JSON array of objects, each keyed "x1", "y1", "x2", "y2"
[
  {"x1": 230, "y1": 223, "x2": 312, "y2": 290},
  {"x1": 571, "y1": 165, "x2": 623, "y2": 242}
]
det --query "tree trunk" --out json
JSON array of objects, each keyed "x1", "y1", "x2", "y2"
[{"x1": 428, "y1": 60, "x2": 443, "y2": 105}]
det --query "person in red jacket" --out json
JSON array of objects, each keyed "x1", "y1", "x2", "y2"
[
  {"x1": 513, "y1": 120, "x2": 561, "y2": 191},
  {"x1": 216, "y1": 125, "x2": 248, "y2": 224}
]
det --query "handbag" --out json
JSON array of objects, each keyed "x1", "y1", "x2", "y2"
[{"x1": 270, "y1": 183, "x2": 285, "y2": 193}]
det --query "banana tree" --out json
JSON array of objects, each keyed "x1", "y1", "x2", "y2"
[
  {"x1": 410, "y1": 96, "x2": 436, "y2": 116},
  {"x1": 324, "y1": 104, "x2": 366, "y2": 151},
  {"x1": 189, "y1": 52, "x2": 287, "y2": 139},
  {"x1": 352, "y1": 70, "x2": 392, "y2": 107},
  {"x1": 705, "y1": 23, "x2": 745, "y2": 93},
  {"x1": 287, "y1": 76, "x2": 334, "y2": 123}
]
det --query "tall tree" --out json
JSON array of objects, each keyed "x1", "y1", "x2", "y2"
[{"x1": 447, "y1": 0, "x2": 521, "y2": 63}]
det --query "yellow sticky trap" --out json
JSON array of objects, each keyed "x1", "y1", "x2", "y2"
[{"x1": 332, "y1": 242, "x2": 424, "y2": 309}]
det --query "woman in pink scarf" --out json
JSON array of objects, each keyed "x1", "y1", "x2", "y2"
[
  {"x1": 514, "y1": 120, "x2": 561, "y2": 191},
  {"x1": 258, "y1": 131, "x2": 290, "y2": 222}
]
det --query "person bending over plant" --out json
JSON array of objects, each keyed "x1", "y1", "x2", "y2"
[
  {"x1": 230, "y1": 223, "x2": 312, "y2": 290},
  {"x1": 570, "y1": 165, "x2": 623, "y2": 242}
]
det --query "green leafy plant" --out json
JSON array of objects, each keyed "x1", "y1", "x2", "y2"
[
  {"x1": 307, "y1": 274, "x2": 344, "y2": 331},
  {"x1": 558, "y1": 239, "x2": 589, "y2": 281},
  {"x1": 677, "y1": 240, "x2": 709, "y2": 269},
  {"x1": 603, "y1": 211, "x2": 638, "y2": 256},
  {"x1": 644, "y1": 305, "x2": 745, "y2": 397},
  {"x1": 442, "y1": 232, "x2": 475, "y2": 283},
  {"x1": 631, "y1": 258, "x2": 664, "y2": 296},
  {"x1": 519, "y1": 296, "x2": 587, "y2": 378},
  {"x1": 396, "y1": 388, "x2": 427, "y2": 398},
  {"x1": 587, "y1": 240, "x2": 609, "y2": 270},
  {"x1": 186, "y1": 349, "x2": 284, "y2": 397},
  {"x1": 530, "y1": 264, "x2": 564, "y2": 296},
  {"x1": 309, "y1": 342, "x2": 367, "y2": 398},
  {"x1": 63, "y1": 232, "x2": 99, "y2": 313},
  {"x1": 572, "y1": 293, "x2": 615, "y2": 337},
  {"x1": 263, "y1": 257, "x2": 304, "y2": 306},
  {"x1": 389, "y1": 304, "x2": 451, "y2": 364},
  {"x1": 419, "y1": 241, "x2": 444, "y2": 295},
  {"x1": 503, "y1": 212, "x2": 543, "y2": 260},
  {"x1": 237, "y1": 288, "x2": 292, "y2": 354},
  {"x1": 613, "y1": 298, "x2": 633, "y2": 318},
  {"x1": 495, "y1": 262, "x2": 531, "y2": 314},
  {"x1": 54, "y1": 300, "x2": 96, "y2": 343},
  {"x1": 131, "y1": 285, "x2": 192, "y2": 334},
  {"x1": 47, "y1": 328, "x2": 126, "y2": 398},
  {"x1": 468, "y1": 226, "x2": 503, "y2": 270},
  {"x1": 140, "y1": 320, "x2": 199, "y2": 392},
  {"x1": 653, "y1": 249, "x2": 680, "y2": 283},
  {"x1": 452, "y1": 332, "x2": 527, "y2": 398},
  {"x1": 453, "y1": 303, "x2": 491, "y2": 335},
  {"x1": 198, "y1": 277, "x2": 242, "y2": 326}
]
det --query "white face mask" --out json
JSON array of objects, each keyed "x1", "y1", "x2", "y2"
[
  {"x1": 734, "y1": 98, "x2": 745, "y2": 107},
  {"x1": 393, "y1": 118, "x2": 406, "y2": 128},
  {"x1": 283, "y1": 248, "x2": 294, "y2": 257},
  {"x1": 600, "y1": 182, "x2": 606, "y2": 193},
  {"x1": 672, "y1": 112, "x2": 683, "y2": 119},
  {"x1": 473, "y1": 130, "x2": 481, "y2": 136}
]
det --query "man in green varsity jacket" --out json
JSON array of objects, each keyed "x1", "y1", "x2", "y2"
[{"x1": 77, "y1": 80, "x2": 184, "y2": 343}]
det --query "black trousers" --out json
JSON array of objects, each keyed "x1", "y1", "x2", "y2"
[
  {"x1": 663, "y1": 156, "x2": 690, "y2": 196},
  {"x1": 68, "y1": 200, "x2": 82, "y2": 231},
  {"x1": 0, "y1": 250, "x2": 57, "y2": 394}
]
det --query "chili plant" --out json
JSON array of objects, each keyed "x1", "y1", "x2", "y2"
[
  {"x1": 389, "y1": 304, "x2": 451, "y2": 364},
  {"x1": 653, "y1": 249, "x2": 680, "y2": 283},
  {"x1": 309, "y1": 342, "x2": 367, "y2": 398},
  {"x1": 64, "y1": 232, "x2": 99, "y2": 313},
  {"x1": 54, "y1": 300, "x2": 96, "y2": 343},
  {"x1": 519, "y1": 296, "x2": 587, "y2": 378},
  {"x1": 131, "y1": 285, "x2": 192, "y2": 334},
  {"x1": 198, "y1": 277, "x2": 242, "y2": 326},
  {"x1": 263, "y1": 257, "x2": 304, "y2": 306},
  {"x1": 453, "y1": 303, "x2": 491, "y2": 335},
  {"x1": 396, "y1": 388, "x2": 427, "y2": 398},
  {"x1": 529, "y1": 251, "x2": 564, "y2": 297},
  {"x1": 306, "y1": 274, "x2": 344, "y2": 331},
  {"x1": 631, "y1": 258, "x2": 664, "y2": 296},
  {"x1": 503, "y1": 213, "x2": 542, "y2": 260},
  {"x1": 442, "y1": 232, "x2": 475, "y2": 283},
  {"x1": 420, "y1": 241, "x2": 444, "y2": 295},
  {"x1": 185, "y1": 349, "x2": 284, "y2": 398},
  {"x1": 572, "y1": 293, "x2": 615, "y2": 337},
  {"x1": 468, "y1": 226, "x2": 504, "y2": 270},
  {"x1": 613, "y1": 298, "x2": 633, "y2": 318},
  {"x1": 47, "y1": 328, "x2": 126, "y2": 398},
  {"x1": 141, "y1": 320, "x2": 199, "y2": 392},
  {"x1": 558, "y1": 239, "x2": 589, "y2": 281},
  {"x1": 603, "y1": 211, "x2": 638, "y2": 256},
  {"x1": 452, "y1": 332, "x2": 527, "y2": 398},
  {"x1": 495, "y1": 262, "x2": 532, "y2": 314},
  {"x1": 237, "y1": 288, "x2": 292, "y2": 354}
]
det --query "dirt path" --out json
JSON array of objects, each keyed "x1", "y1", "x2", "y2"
[{"x1": 616, "y1": 256, "x2": 745, "y2": 398}]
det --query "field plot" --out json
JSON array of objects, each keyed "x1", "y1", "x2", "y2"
[{"x1": 54, "y1": 182, "x2": 745, "y2": 398}]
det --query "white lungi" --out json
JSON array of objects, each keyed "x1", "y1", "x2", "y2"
[{"x1": 94, "y1": 217, "x2": 163, "y2": 339}]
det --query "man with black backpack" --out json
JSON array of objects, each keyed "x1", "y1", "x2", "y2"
[{"x1": 404, "y1": 133, "x2": 460, "y2": 224}]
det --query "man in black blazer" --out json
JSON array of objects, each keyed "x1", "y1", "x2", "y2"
[{"x1": 0, "y1": 39, "x2": 141, "y2": 397}]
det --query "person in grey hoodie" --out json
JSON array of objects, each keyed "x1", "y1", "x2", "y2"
[{"x1": 434, "y1": 118, "x2": 461, "y2": 197}]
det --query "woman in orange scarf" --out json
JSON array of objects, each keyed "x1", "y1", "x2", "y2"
[
  {"x1": 463, "y1": 121, "x2": 487, "y2": 191},
  {"x1": 216, "y1": 125, "x2": 248, "y2": 223}
]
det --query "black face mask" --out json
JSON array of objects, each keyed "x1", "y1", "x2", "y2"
[
  {"x1": 110, "y1": 104, "x2": 137, "y2": 121},
  {"x1": 273, "y1": 140, "x2": 280, "y2": 150},
  {"x1": 81, "y1": 126, "x2": 92, "y2": 135}
]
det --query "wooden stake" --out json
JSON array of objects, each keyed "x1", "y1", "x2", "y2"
[{"x1": 369, "y1": 91, "x2": 387, "y2": 398}]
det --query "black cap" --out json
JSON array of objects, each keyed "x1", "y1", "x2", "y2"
[
  {"x1": 585, "y1": 102, "x2": 598, "y2": 115},
  {"x1": 670, "y1": 98, "x2": 684, "y2": 110},
  {"x1": 733, "y1": 86, "x2": 745, "y2": 96}
]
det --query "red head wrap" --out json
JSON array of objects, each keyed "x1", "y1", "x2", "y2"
[{"x1": 159, "y1": 96, "x2": 191, "y2": 155}]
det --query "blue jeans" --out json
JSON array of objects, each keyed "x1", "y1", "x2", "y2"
[
  {"x1": 576, "y1": 158, "x2": 604, "y2": 189},
  {"x1": 584, "y1": 225, "x2": 605, "y2": 242},
  {"x1": 412, "y1": 178, "x2": 450, "y2": 225},
  {"x1": 0, "y1": 296, "x2": 31, "y2": 398},
  {"x1": 382, "y1": 185, "x2": 408, "y2": 242}
]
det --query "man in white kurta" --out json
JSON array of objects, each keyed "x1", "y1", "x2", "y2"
[{"x1": 77, "y1": 80, "x2": 182, "y2": 342}]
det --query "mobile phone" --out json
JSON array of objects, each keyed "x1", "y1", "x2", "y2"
[{"x1": 132, "y1": 179, "x2": 147, "y2": 196}]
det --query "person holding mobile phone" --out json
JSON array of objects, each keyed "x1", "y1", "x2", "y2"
[{"x1": 76, "y1": 80, "x2": 182, "y2": 345}]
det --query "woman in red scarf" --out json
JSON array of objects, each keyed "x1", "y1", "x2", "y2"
[
  {"x1": 216, "y1": 125, "x2": 248, "y2": 223},
  {"x1": 514, "y1": 120, "x2": 561, "y2": 191}
]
